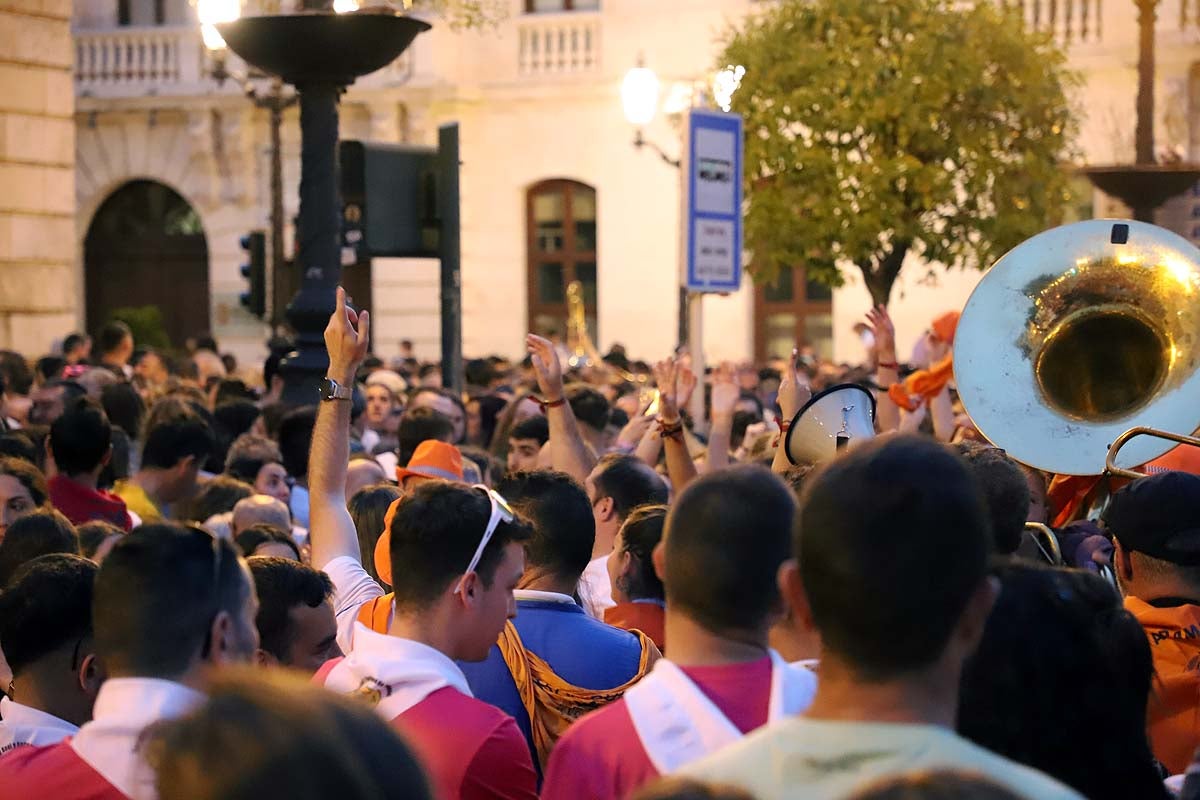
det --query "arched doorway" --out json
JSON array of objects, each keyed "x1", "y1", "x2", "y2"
[{"x1": 85, "y1": 180, "x2": 210, "y2": 349}]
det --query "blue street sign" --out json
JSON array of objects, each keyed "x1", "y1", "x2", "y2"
[{"x1": 685, "y1": 108, "x2": 743, "y2": 293}]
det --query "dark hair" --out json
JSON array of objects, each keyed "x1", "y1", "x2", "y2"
[
  {"x1": 510, "y1": 415, "x2": 549, "y2": 447},
  {"x1": 35, "y1": 355, "x2": 66, "y2": 384},
  {"x1": 214, "y1": 401, "x2": 262, "y2": 446},
  {"x1": 592, "y1": 453, "x2": 669, "y2": 522},
  {"x1": 465, "y1": 359, "x2": 496, "y2": 389},
  {"x1": 0, "y1": 351, "x2": 34, "y2": 395},
  {"x1": 247, "y1": 557, "x2": 333, "y2": 664},
  {"x1": 278, "y1": 406, "x2": 317, "y2": 480},
  {"x1": 94, "y1": 524, "x2": 247, "y2": 678},
  {"x1": 566, "y1": 384, "x2": 610, "y2": 432},
  {"x1": 496, "y1": 471, "x2": 594, "y2": 581},
  {"x1": 388, "y1": 482, "x2": 533, "y2": 610},
  {"x1": 97, "y1": 321, "x2": 133, "y2": 356},
  {"x1": 397, "y1": 407, "x2": 454, "y2": 467},
  {"x1": 488, "y1": 390, "x2": 541, "y2": 458},
  {"x1": 141, "y1": 413, "x2": 216, "y2": 471},
  {"x1": 958, "y1": 564, "x2": 1167, "y2": 800},
  {"x1": 192, "y1": 334, "x2": 219, "y2": 354},
  {"x1": 631, "y1": 778, "x2": 756, "y2": 800},
  {"x1": 235, "y1": 523, "x2": 300, "y2": 561},
  {"x1": 730, "y1": 410, "x2": 760, "y2": 451},
  {"x1": 474, "y1": 395, "x2": 508, "y2": 452},
  {"x1": 797, "y1": 435, "x2": 991, "y2": 679},
  {"x1": 101, "y1": 382, "x2": 146, "y2": 441},
  {"x1": 213, "y1": 380, "x2": 255, "y2": 408},
  {"x1": 63, "y1": 333, "x2": 88, "y2": 356},
  {"x1": 50, "y1": 397, "x2": 113, "y2": 476},
  {"x1": 953, "y1": 442, "x2": 1030, "y2": 555},
  {"x1": 146, "y1": 669, "x2": 432, "y2": 800},
  {"x1": 845, "y1": 771, "x2": 1028, "y2": 800},
  {"x1": 225, "y1": 434, "x2": 284, "y2": 485},
  {"x1": 186, "y1": 475, "x2": 255, "y2": 523},
  {"x1": 664, "y1": 465, "x2": 795, "y2": 635},
  {"x1": 0, "y1": 510, "x2": 79, "y2": 586},
  {"x1": 348, "y1": 484, "x2": 403, "y2": 584},
  {"x1": 0, "y1": 432, "x2": 40, "y2": 466},
  {"x1": 618, "y1": 504, "x2": 667, "y2": 601},
  {"x1": 735, "y1": 391, "x2": 764, "y2": 419},
  {"x1": 0, "y1": 554, "x2": 97, "y2": 676},
  {"x1": 0, "y1": 456, "x2": 48, "y2": 508},
  {"x1": 78, "y1": 520, "x2": 124, "y2": 560}
]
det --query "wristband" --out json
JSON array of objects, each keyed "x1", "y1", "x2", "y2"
[
  {"x1": 657, "y1": 417, "x2": 685, "y2": 441},
  {"x1": 877, "y1": 361, "x2": 898, "y2": 370},
  {"x1": 538, "y1": 396, "x2": 567, "y2": 410},
  {"x1": 773, "y1": 415, "x2": 792, "y2": 449}
]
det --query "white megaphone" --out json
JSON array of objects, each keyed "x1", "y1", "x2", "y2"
[{"x1": 785, "y1": 383, "x2": 876, "y2": 466}]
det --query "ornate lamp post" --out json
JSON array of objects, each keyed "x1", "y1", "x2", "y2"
[
  {"x1": 217, "y1": 7, "x2": 429, "y2": 406},
  {"x1": 1082, "y1": 0, "x2": 1200, "y2": 221}
]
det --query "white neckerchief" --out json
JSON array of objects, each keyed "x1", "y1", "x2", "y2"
[
  {"x1": 0, "y1": 696, "x2": 79, "y2": 754},
  {"x1": 624, "y1": 650, "x2": 817, "y2": 775},
  {"x1": 324, "y1": 622, "x2": 471, "y2": 722},
  {"x1": 71, "y1": 677, "x2": 204, "y2": 800},
  {"x1": 514, "y1": 589, "x2": 576, "y2": 605},
  {"x1": 578, "y1": 556, "x2": 615, "y2": 619}
]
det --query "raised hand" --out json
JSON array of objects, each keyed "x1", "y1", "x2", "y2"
[
  {"x1": 865, "y1": 304, "x2": 896, "y2": 363},
  {"x1": 710, "y1": 362, "x2": 740, "y2": 419},
  {"x1": 777, "y1": 348, "x2": 812, "y2": 422},
  {"x1": 324, "y1": 286, "x2": 370, "y2": 383},
  {"x1": 527, "y1": 333, "x2": 565, "y2": 400}
]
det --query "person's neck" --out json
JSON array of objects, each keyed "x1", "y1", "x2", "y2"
[
  {"x1": 133, "y1": 469, "x2": 171, "y2": 506},
  {"x1": 663, "y1": 610, "x2": 771, "y2": 666},
  {"x1": 11, "y1": 669, "x2": 89, "y2": 727},
  {"x1": 592, "y1": 521, "x2": 617, "y2": 559},
  {"x1": 101, "y1": 355, "x2": 124, "y2": 368},
  {"x1": 389, "y1": 606, "x2": 462, "y2": 660},
  {"x1": 802, "y1": 654, "x2": 959, "y2": 729},
  {"x1": 66, "y1": 469, "x2": 101, "y2": 491},
  {"x1": 1127, "y1": 580, "x2": 1200, "y2": 606},
  {"x1": 520, "y1": 569, "x2": 578, "y2": 598}
]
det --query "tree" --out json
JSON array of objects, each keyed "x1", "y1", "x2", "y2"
[{"x1": 720, "y1": 0, "x2": 1079, "y2": 307}]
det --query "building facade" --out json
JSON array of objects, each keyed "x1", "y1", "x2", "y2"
[{"x1": 38, "y1": 0, "x2": 1200, "y2": 371}]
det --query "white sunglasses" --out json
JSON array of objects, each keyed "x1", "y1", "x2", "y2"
[{"x1": 454, "y1": 484, "x2": 516, "y2": 596}]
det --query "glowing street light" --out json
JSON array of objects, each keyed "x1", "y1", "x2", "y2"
[
  {"x1": 712, "y1": 64, "x2": 745, "y2": 113},
  {"x1": 196, "y1": 0, "x2": 240, "y2": 51},
  {"x1": 621, "y1": 64, "x2": 660, "y2": 128}
]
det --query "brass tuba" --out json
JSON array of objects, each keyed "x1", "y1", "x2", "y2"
[
  {"x1": 954, "y1": 219, "x2": 1200, "y2": 478},
  {"x1": 564, "y1": 280, "x2": 645, "y2": 384}
]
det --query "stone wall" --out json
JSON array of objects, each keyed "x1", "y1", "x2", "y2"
[{"x1": 0, "y1": 0, "x2": 77, "y2": 355}]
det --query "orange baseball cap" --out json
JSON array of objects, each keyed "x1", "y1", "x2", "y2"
[{"x1": 375, "y1": 441, "x2": 466, "y2": 585}]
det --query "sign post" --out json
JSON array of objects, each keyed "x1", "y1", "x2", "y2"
[{"x1": 682, "y1": 108, "x2": 743, "y2": 424}]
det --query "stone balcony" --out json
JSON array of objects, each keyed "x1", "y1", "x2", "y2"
[
  {"x1": 516, "y1": 11, "x2": 600, "y2": 77},
  {"x1": 1015, "y1": 0, "x2": 1200, "y2": 46}
]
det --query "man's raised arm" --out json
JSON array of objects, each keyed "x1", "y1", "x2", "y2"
[
  {"x1": 527, "y1": 333, "x2": 596, "y2": 485},
  {"x1": 309, "y1": 286, "x2": 370, "y2": 571}
]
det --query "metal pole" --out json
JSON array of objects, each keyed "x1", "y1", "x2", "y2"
[
  {"x1": 438, "y1": 123, "x2": 463, "y2": 394},
  {"x1": 279, "y1": 80, "x2": 342, "y2": 406},
  {"x1": 1133, "y1": 0, "x2": 1160, "y2": 222},
  {"x1": 267, "y1": 80, "x2": 287, "y2": 327}
]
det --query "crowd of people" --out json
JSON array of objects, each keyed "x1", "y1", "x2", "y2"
[{"x1": 0, "y1": 292, "x2": 1197, "y2": 799}]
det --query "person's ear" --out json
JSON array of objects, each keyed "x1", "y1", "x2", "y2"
[
  {"x1": 652, "y1": 541, "x2": 665, "y2": 582},
  {"x1": 1114, "y1": 539, "x2": 1135, "y2": 583},
  {"x1": 255, "y1": 648, "x2": 278, "y2": 668},
  {"x1": 618, "y1": 550, "x2": 634, "y2": 580},
  {"x1": 597, "y1": 497, "x2": 615, "y2": 523},
  {"x1": 778, "y1": 559, "x2": 816, "y2": 633},
  {"x1": 78, "y1": 652, "x2": 105, "y2": 697},
  {"x1": 455, "y1": 573, "x2": 480, "y2": 608},
  {"x1": 954, "y1": 574, "x2": 1000, "y2": 658},
  {"x1": 207, "y1": 610, "x2": 237, "y2": 665},
  {"x1": 101, "y1": 444, "x2": 113, "y2": 469}
]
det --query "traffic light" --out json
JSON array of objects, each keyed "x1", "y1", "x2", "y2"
[{"x1": 239, "y1": 230, "x2": 266, "y2": 319}]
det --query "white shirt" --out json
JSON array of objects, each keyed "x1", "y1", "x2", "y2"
[
  {"x1": 0, "y1": 696, "x2": 78, "y2": 756},
  {"x1": 578, "y1": 555, "x2": 615, "y2": 619},
  {"x1": 71, "y1": 678, "x2": 204, "y2": 800},
  {"x1": 325, "y1": 555, "x2": 387, "y2": 655}
]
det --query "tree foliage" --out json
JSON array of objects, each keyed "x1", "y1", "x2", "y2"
[{"x1": 720, "y1": 0, "x2": 1079, "y2": 306}]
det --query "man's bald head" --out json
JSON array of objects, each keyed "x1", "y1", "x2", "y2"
[
  {"x1": 232, "y1": 495, "x2": 291, "y2": 537},
  {"x1": 346, "y1": 458, "x2": 387, "y2": 498}
]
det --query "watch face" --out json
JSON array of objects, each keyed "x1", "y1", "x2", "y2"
[{"x1": 320, "y1": 378, "x2": 337, "y2": 400}]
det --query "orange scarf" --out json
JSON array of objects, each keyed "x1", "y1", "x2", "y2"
[
  {"x1": 497, "y1": 620, "x2": 657, "y2": 768},
  {"x1": 887, "y1": 311, "x2": 960, "y2": 412}
]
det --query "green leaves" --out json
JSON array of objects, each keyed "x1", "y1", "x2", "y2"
[{"x1": 721, "y1": 0, "x2": 1080, "y2": 306}]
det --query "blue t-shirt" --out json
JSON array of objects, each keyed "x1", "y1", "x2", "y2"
[{"x1": 458, "y1": 596, "x2": 645, "y2": 775}]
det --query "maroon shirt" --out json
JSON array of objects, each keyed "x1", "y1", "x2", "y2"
[{"x1": 48, "y1": 475, "x2": 132, "y2": 531}]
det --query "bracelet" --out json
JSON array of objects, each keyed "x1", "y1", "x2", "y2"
[
  {"x1": 773, "y1": 415, "x2": 792, "y2": 449},
  {"x1": 877, "y1": 361, "x2": 898, "y2": 370},
  {"x1": 538, "y1": 396, "x2": 567, "y2": 410},
  {"x1": 657, "y1": 417, "x2": 685, "y2": 441}
]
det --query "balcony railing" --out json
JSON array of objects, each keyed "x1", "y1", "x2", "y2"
[
  {"x1": 1011, "y1": 0, "x2": 1104, "y2": 42},
  {"x1": 517, "y1": 13, "x2": 600, "y2": 77},
  {"x1": 76, "y1": 26, "x2": 195, "y2": 91}
]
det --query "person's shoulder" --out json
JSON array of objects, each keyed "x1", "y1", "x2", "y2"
[
  {"x1": 946, "y1": 736, "x2": 1085, "y2": 799},
  {"x1": 0, "y1": 742, "x2": 121, "y2": 800},
  {"x1": 555, "y1": 694, "x2": 635, "y2": 753},
  {"x1": 418, "y1": 686, "x2": 515, "y2": 730}
]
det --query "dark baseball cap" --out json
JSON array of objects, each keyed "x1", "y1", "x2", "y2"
[{"x1": 1103, "y1": 471, "x2": 1200, "y2": 565}]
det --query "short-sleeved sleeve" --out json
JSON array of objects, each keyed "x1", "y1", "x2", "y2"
[{"x1": 323, "y1": 555, "x2": 385, "y2": 654}]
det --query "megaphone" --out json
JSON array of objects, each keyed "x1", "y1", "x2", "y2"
[{"x1": 785, "y1": 383, "x2": 876, "y2": 466}]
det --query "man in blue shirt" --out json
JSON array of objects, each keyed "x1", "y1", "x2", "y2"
[{"x1": 459, "y1": 470, "x2": 658, "y2": 775}]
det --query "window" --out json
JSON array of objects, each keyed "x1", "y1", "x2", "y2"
[
  {"x1": 525, "y1": 0, "x2": 599, "y2": 11},
  {"x1": 754, "y1": 265, "x2": 834, "y2": 361},
  {"x1": 527, "y1": 180, "x2": 597, "y2": 340}
]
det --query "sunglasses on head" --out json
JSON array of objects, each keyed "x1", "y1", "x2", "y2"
[{"x1": 454, "y1": 485, "x2": 515, "y2": 596}]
